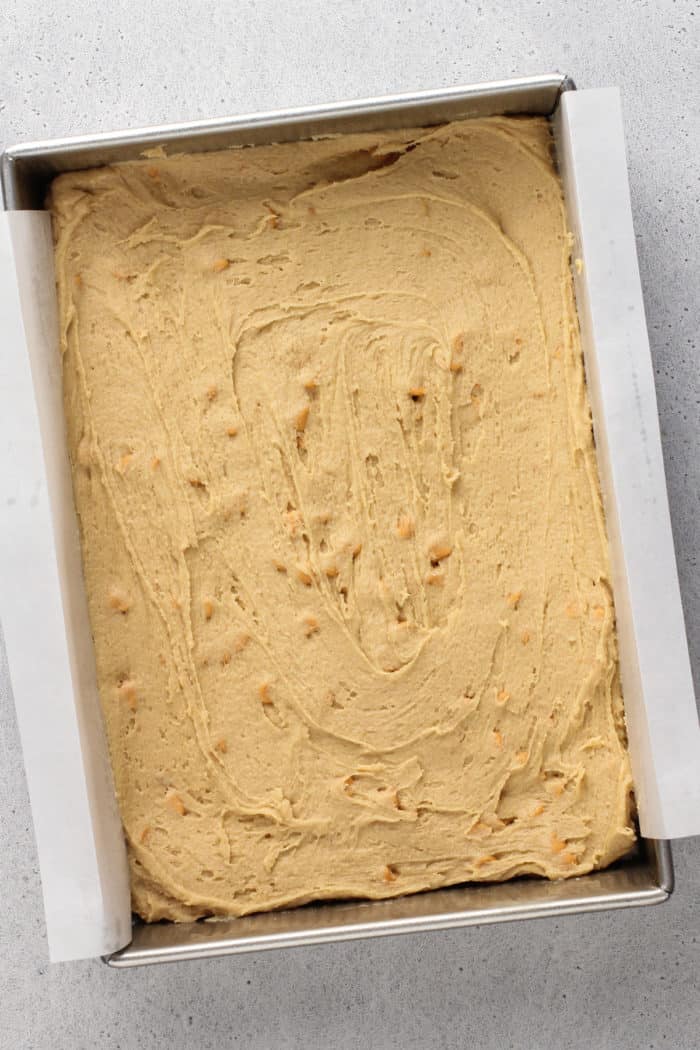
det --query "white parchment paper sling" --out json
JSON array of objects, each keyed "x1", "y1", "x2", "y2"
[
  {"x1": 0, "y1": 211, "x2": 131, "y2": 962},
  {"x1": 555, "y1": 88, "x2": 700, "y2": 839}
]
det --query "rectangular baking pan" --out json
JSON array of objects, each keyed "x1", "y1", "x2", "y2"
[{"x1": 1, "y1": 73, "x2": 675, "y2": 967}]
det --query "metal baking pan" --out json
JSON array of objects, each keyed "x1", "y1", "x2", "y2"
[
  {"x1": 2, "y1": 74, "x2": 571, "y2": 208},
  {"x1": 1, "y1": 73, "x2": 674, "y2": 967},
  {"x1": 108, "y1": 839, "x2": 671, "y2": 967}
]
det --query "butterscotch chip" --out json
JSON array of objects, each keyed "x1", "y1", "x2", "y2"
[
  {"x1": 396, "y1": 514, "x2": 415, "y2": 539},
  {"x1": 408, "y1": 386, "x2": 426, "y2": 399},
  {"x1": 284, "y1": 508, "x2": 303, "y2": 536},
  {"x1": 493, "y1": 729, "x2": 504, "y2": 750},
  {"x1": 108, "y1": 588, "x2": 131, "y2": 614},
  {"x1": 383, "y1": 864, "x2": 398, "y2": 882},
  {"x1": 226, "y1": 425, "x2": 238, "y2": 437},
  {"x1": 258, "y1": 682, "x2": 273, "y2": 705},
  {"x1": 450, "y1": 332, "x2": 464, "y2": 372},
  {"x1": 117, "y1": 678, "x2": 138, "y2": 711},
  {"x1": 115, "y1": 451, "x2": 135, "y2": 475},
  {"x1": 212, "y1": 258, "x2": 230, "y2": 272},
  {"x1": 506, "y1": 590, "x2": 522, "y2": 609},
  {"x1": 429, "y1": 542, "x2": 452, "y2": 563},
  {"x1": 302, "y1": 613, "x2": 320, "y2": 637},
  {"x1": 425, "y1": 571, "x2": 445, "y2": 587},
  {"x1": 551, "y1": 834, "x2": 567, "y2": 853},
  {"x1": 165, "y1": 791, "x2": 187, "y2": 816},
  {"x1": 294, "y1": 406, "x2": 310, "y2": 432},
  {"x1": 296, "y1": 565, "x2": 313, "y2": 586},
  {"x1": 214, "y1": 738, "x2": 228, "y2": 754},
  {"x1": 471, "y1": 821, "x2": 491, "y2": 835}
]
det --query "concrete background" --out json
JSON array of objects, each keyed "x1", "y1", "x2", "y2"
[{"x1": 1, "y1": 1, "x2": 698, "y2": 1046}]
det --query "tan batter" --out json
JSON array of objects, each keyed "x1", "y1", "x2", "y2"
[{"x1": 50, "y1": 116, "x2": 635, "y2": 922}]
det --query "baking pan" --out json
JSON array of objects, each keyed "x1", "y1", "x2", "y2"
[
  {"x1": 0, "y1": 74, "x2": 678, "y2": 967},
  {"x1": 111, "y1": 838, "x2": 671, "y2": 967},
  {"x1": 2, "y1": 74, "x2": 571, "y2": 208}
]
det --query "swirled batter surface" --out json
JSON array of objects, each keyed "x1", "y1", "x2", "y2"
[{"x1": 50, "y1": 117, "x2": 635, "y2": 921}]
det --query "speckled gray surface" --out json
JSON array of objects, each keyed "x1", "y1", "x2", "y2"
[{"x1": 1, "y1": 1, "x2": 699, "y2": 1047}]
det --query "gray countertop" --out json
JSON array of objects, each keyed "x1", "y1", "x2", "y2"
[{"x1": 1, "y1": 1, "x2": 698, "y2": 1046}]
